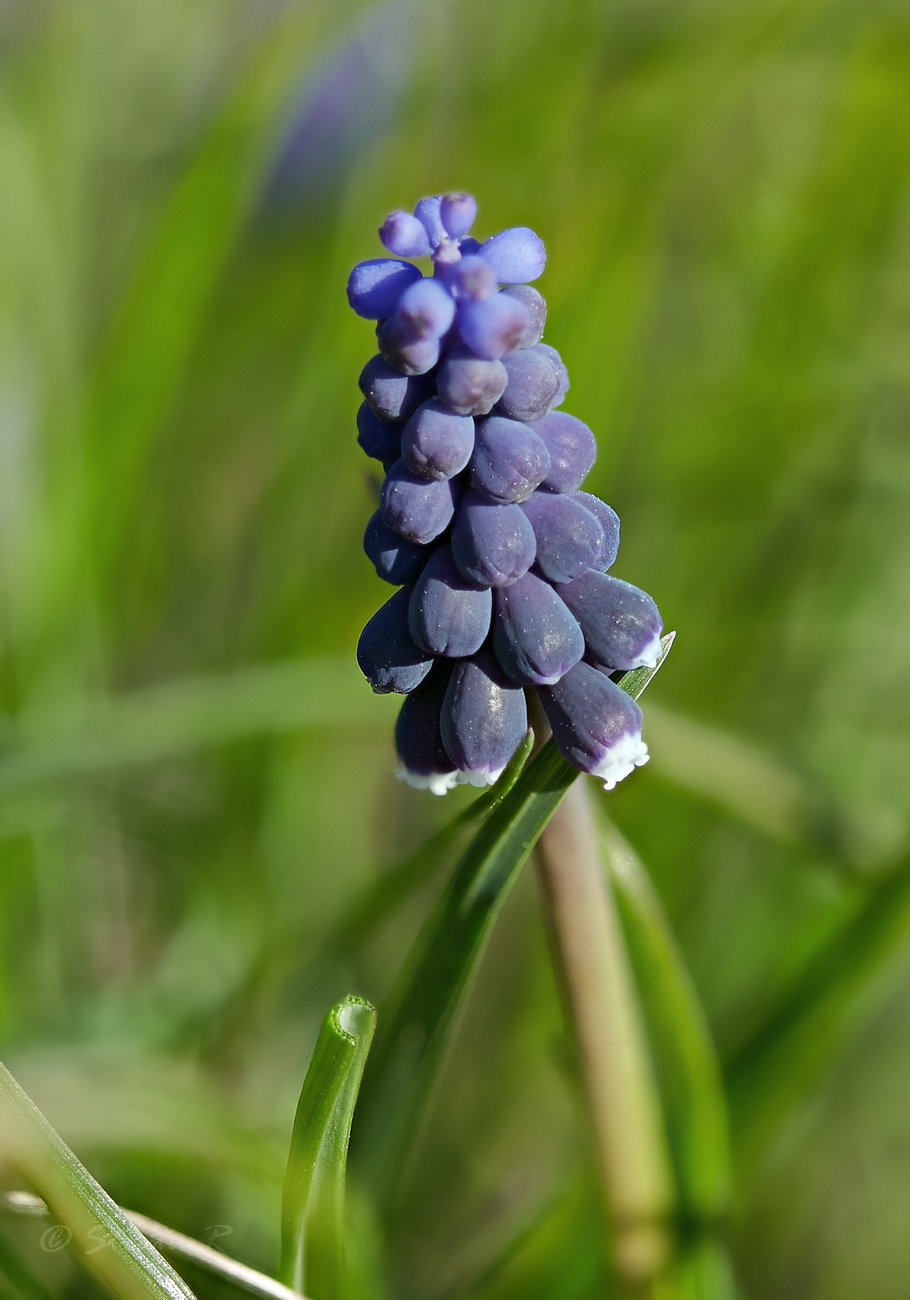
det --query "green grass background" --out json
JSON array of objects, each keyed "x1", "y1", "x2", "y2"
[{"x1": 1, "y1": 0, "x2": 910, "y2": 1295}]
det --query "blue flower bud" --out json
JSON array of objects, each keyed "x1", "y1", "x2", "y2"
[
  {"x1": 535, "y1": 343, "x2": 569, "y2": 406},
  {"x1": 496, "y1": 344, "x2": 561, "y2": 422},
  {"x1": 458, "y1": 293, "x2": 530, "y2": 360},
  {"x1": 409, "y1": 544, "x2": 493, "y2": 657},
  {"x1": 479, "y1": 227, "x2": 547, "y2": 284},
  {"x1": 380, "y1": 459, "x2": 458, "y2": 544},
  {"x1": 441, "y1": 649, "x2": 528, "y2": 786},
  {"x1": 440, "y1": 192, "x2": 478, "y2": 240},
  {"x1": 376, "y1": 317, "x2": 440, "y2": 376},
  {"x1": 520, "y1": 491, "x2": 605, "y2": 584},
  {"x1": 572, "y1": 491, "x2": 620, "y2": 570},
  {"x1": 470, "y1": 416, "x2": 551, "y2": 504},
  {"x1": 357, "y1": 586, "x2": 435, "y2": 694},
  {"x1": 555, "y1": 571, "x2": 663, "y2": 671},
  {"x1": 363, "y1": 511, "x2": 430, "y2": 585},
  {"x1": 347, "y1": 258, "x2": 422, "y2": 319},
  {"x1": 446, "y1": 255, "x2": 496, "y2": 301},
  {"x1": 413, "y1": 195, "x2": 447, "y2": 249},
  {"x1": 436, "y1": 347, "x2": 508, "y2": 417},
  {"x1": 359, "y1": 356, "x2": 434, "y2": 422},
  {"x1": 492, "y1": 570, "x2": 584, "y2": 685},
  {"x1": 379, "y1": 210, "x2": 432, "y2": 258},
  {"x1": 395, "y1": 663, "x2": 459, "y2": 795},
  {"x1": 395, "y1": 276, "x2": 456, "y2": 339},
  {"x1": 402, "y1": 400, "x2": 475, "y2": 480},
  {"x1": 356, "y1": 402, "x2": 401, "y2": 465},
  {"x1": 534, "y1": 411, "x2": 596, "y2": 492},
  {"x1": 451, "y1": 490, "x2": 537, "y2": 587},
  {"x1": 537, "y1": 661, "x2": 649, "y2": 789},
  {"x1": 500, "y1": 284, "x2": 547, "y2": 348}
]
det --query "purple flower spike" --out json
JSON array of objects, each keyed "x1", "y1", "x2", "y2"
[
  {"x1": 492, "y1": 571, "x2": 584, "y2": 686},
  {"x1": 451, "y1": 491, "x2": 537, "y2": 587},
  {"x1": 520, "y1": 492, "x2": 605, "y2": 584},
  {"x1": 413, "y1": 195, "x2": 446, "y2": 249},
  {"x1": 402, "y1": 400, "x2": 475, "y2": 480},
  {"x1": 379, "y1": 210, "x2": 432, "y2": 258},
  {"x1": 356, "y1": 403, "x2": 401, "y2": 465},
  {"x1": 458, "y1": 294, "x2": 530, "y2": 361},
  {"x1": 533, "y1": 411, "x2": 596, "y2": 492},
  {"x1": 363, "y1": 511, "x2": 430, "y2": 585},
  {"x1": 500, "y1": 285, "x2": 547, "y2": 348},
  {"x1": 538, "y1": 662, "x2": 649, "y2": 790},
  {"x1": 556, "y1": 571, "x2": 664, "y2": 672},
  {"x1": 496, "y1": 345, "x2": 561, "y2": 422},
  {"x1": 573, "y1": 491, "x2": 620, "y2": 571},
  {"x1": 436, "y1": 347, "x2": 508, "y2": 417},
  {"x1": 380, "y1": 459, "x2": 458, "y2": 544},
  {"x1": 470, "y1": 415, "x2": 551, "y2": 504},
  {"x1": 441, "y1": 650, "x2": 528, "y2": 786},
  {"x1": 359, "y1": 356, "x2": 434, "y2": 422},
  {"x1": 357, "y1": 586, "x2": 434, "y2": 694},
  {"x1": 347, "y1": 258, "x2": 422, "y2": 319},
  {"x1": 479, "y1": 227, "x2": 547, "y2": 284},
  {"x1": 395, "y1": 664, "x2": 459, "y2": 795},
  {"x1": 409, "y1": 544, "x2": 492, "y2": 658},
  {"x1": 440, "y1": 192, "x2": 477, "y2": 240}
]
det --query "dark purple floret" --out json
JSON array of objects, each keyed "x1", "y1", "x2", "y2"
[
  {"x1": 395, "y1": 663, "x2": 458, "y2": 795},
  {"x1": 573, "y1": 491, "x2": 620, "y2": 570},
  {"x1": 359, "y1": 355, "x2": 434, "y2": 422},
  {"x1": 363, "y1": 511, "x2": 430, "y2": 585},
  {"x1": 534, "y1": 411, "x2": 596, "y2": 492},
  {"x1": 491, "y1": 571, "x2": 584, "y2": 686},
  {"x1": 357, "y1": 585, "x2": 434, "y2": 694},
  {"x1": 436, "y1": 347, "x2": 508, "y2": 417},
  {"x1": 402, "y1": 401, "x2": 475, "y2": 480},
  {"x1": 440, "y1": 650, "x2": 528, "y2": 786},
  {"x1": 500, "y1": 285, "x2": 547, "y2": 348},
  {"x1": 376, "y1": 317, "x2": 440, "y2": 376},
  {"x1": 470, "y1": 416, "x2": 551, "y2": 504},
  {"x1": 440, "y1": 192, "x2": 477, "y2": 240},
  {"x1": 555, "y1": 571, "x2": 663, "y2": 672},
  {"x1": 537, "y1": 661, "x2": 649, "y2": 789},
  {"x1": 380, "y1": 459, "x2": 458, "y2": 544},
  {"x1": 408, "y1": 544, "x2": 492, "y2": 658},
  {"x1": 458, "y1": 294, "x2": 530, "y2": 361},
  {"x1": 451, "y1": 491, "x2": 537, "y2": 588},
  {"x1": 379, "y1": 210, "x2": 432, "y2": 259},
  {"x1": 520, "y1": 492, "x2": 605, "y2": 584},
  {"x1": 356, "y1": 402, "x2": 401, "y2": 464},
  {"x1": 496, "y1": 345, "x2": 561, "y2": 422},
  {"x1": 347, "y1": 259, "x2": 422, "y2": 319},
  {"x1": 479, "y1": 227, "x2": 547, "y2": 284}
]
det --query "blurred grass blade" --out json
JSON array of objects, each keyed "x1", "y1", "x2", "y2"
[
  {"x1": 726, "y1": 851, "x2": 910, "y2": 1167},
  {"x1": 653, "y1": 1240, "x2": 742, "y2": 1300},
  {"x1": 328, "y1": 731, "x2": 535, "y2": 953},
  {"x1": 280, "y1": 996, "x2": 376, "y2": 1298},
  {"x1": 603, "y1": 822, "x2": 730, "y2": 1224},
  {"x1": 355, "y1": 637, "x2": 674, "y2": 1199},
  {"x1": 0, "y1": 1062, "x2": 195, "y2": 1300}
]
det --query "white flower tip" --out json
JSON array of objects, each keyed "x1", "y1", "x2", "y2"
[
  {"x1": 395, "y1": 766, "x2": 459, "y2": 796},
  {"x1": 456, "y1": 765, "x2": 506, "y2": 789},
  {"x1": 633, "y1": 633, "x2": 664, "y2": 670},
  {"x1": 593, "y1": 733, "x2": 650, "y2": 792}
]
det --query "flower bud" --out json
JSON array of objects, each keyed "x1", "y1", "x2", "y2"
[
  {"x1": 479, "y1": 227, "x2": 547, "y2": 284},
  {"x1": 533, "y1": 411, "x2": 596, "y2": 492},
  {"x1": 409, "y1": 544, "x2": 492, "y2": 658},
  {"x1": 363, "y1": 511, "x2": 430, "y2": 585},
  {"x1": 379, "y1": 210, "x2": 432, "y2": 258},
  {"x1": 357, "y1": 586, "x2": 434, "y2": 694},
  {"x1": 347, "y1": 259, "x2": 422, "y2": 318},
  {"x1": 402, "y1": 401, "x2": 475, "y2": 480},
  {"x1": 470, "y1": 416, "x2": 551, "y2": 504},
  {"x1": 520, "y1": 491, "x2": 605, "y2": 584},
  {"x1": 538, "y1": 661, "x2": 649, "y2": 790},
  {"x1": 380, "y1": 459, "x2": 458, "y2": 544},
  {"x1": 395, "y1": 663, "x2": 459, "y2": 795},
  {"x1": 555, "y1": 571, "x2": 663, "y2": 671},
  {"x1": 492, "y1": 570, "x2": 584, "y2": 686},
  {"x1": 451, "y1": 491, "x2": 537, "y2": 587},
  {"x1": 441, "y1": 649, "x2": 528, "y2": 786}
]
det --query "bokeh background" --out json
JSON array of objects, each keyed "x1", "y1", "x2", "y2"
[{"x1": 2, "y1": 0, "x2": 910, "y2": 1296}]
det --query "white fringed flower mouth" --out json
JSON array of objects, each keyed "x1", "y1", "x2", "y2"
[
  {"x1": 396, "y1": 767, "x2": 460, "y2": 796},
  {"x1": 632, "y1": 633, "x2": 664, "y2": 670},
  {"x1": 592, "y1": 733, "x2": 650, "y2": 791},
  {"x1": 456, "y1": 766, "x2": 505, "y2": 788}
]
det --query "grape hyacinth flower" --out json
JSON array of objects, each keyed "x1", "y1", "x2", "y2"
[{"x1": 349, "y1": 193, "x2": 663, "y2": 792}]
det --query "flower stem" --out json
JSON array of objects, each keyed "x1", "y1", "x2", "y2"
[{"x1": 535, "y1": 778, "x2": 674, "y2": 1289}]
